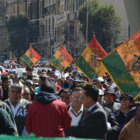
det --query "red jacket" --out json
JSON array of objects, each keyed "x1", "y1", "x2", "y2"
[{"x1": 26, "y1": 92, "x2": 71, "y2": 137}]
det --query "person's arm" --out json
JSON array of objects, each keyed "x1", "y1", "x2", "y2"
[
  {"x1": 61, "y1": 103, "x2": 72, "y2": 130},
  {"x1": 0, "y1": 108, "x2": 18, "y2": 136},
  {"x1": 25, "y1": 105, "x2": 32, "y2": 134}
]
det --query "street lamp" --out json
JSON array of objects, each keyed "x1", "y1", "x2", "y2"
[{"x1": 86, "y1": 1, "x2": 88, "y2": 45}]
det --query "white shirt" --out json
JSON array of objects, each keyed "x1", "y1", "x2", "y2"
[
  {"x1": 69, "y1": 104, "x2": 84, "y2": 126},
  {"x1": 8, "y1": 98, "x2": 24, "y2": 117}
]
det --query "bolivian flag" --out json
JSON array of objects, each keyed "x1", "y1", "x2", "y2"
[
  {"x1": 76, "y1": 36, "x2": 107, "y2": 80},
  {"x1": 102, "y1": 30, "x2": 140, "y2": 99},
  {"x1": 20, "y1": 46, "x2": 41, "y2": 67},
  {"x1": 49, "y1": 45, "x2": 73, "y2": 72}
]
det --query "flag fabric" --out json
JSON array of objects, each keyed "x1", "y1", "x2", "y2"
[
  {"x1": 76, "y1": 36, "x2": 107, "y2": 80},
  {"x1": 102, "y1": 30, "x2": 140, "y2": 99},
  {"x1": 20, "y1": 46, "x2": 41, "y2": 67},
  {"x1": 10, "y1": 60, "x2": 16, "y2": 65},
  {"x1": 49, "y1": 45, "x2": 73, "y2": 72}
]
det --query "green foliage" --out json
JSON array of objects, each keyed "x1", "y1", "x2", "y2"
[
  {"x1": 6, "y1": 15, "x2": 30, "y2": 57},
  {"x1": 79, "y1": 0, "x2": 121, "y2": 52}
]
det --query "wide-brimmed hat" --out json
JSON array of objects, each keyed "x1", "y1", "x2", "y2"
[
  {"x1": 104, "y1": 87, "x2": 116, "y2": 96},
  {"x1": 99, "y1": 89, "x2": 104, "y2": 96}
]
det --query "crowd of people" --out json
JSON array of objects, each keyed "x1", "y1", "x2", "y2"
[{"x1": 0, "y1": 65, "x2": 140, "y2": 140}]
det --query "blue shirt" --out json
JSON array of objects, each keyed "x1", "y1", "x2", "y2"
[{"x1": 88, "y1": 102, "x2": 98, "y2": 112}]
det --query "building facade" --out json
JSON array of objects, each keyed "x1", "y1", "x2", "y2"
[
  {"x1": 41, "y1": 0, "x2": 86, "y2": 58},
  {"x1": 123, "y1": 0, "x2": 140, "y2": 36},
  {"x1": 99, "y1": 0, "x2": 129, "y2": 44}
]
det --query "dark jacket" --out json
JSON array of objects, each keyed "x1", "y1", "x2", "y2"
[
  {"x1": 114, "y1": 107, "x2": 136, "y2": 132},
  {"x1": 0, "y1": 100, "x2": 18, "y2": 135},
  {"x1": 104, "y1": 107, "x2": 120, "y2": 140},
  {"x1": 2, "y1": 85, "x2": 9, "y2": 101},
  {"x1": 0, "y1": 108, "x2": 17, "y2": 136},
  {"x1": 103, "y1": 102, "x2": 121, "y2": 113},
  {"x1": 26, "y1": 92, "x2": 72, "y2": 137},
  {"x1": 65, "y1": 103, "x2": 107, "y2": 139},
  {"x1": 5, "y1": 99, "x2": 30, "y2": 136}
]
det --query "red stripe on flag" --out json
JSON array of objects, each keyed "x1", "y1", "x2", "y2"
[
  {"x1": 88, "y1": 37, "x2": 106, "y2": 58},
  {"x1": 59, "y1": 46, "x2": 73, "y2": 63},
  {"x1": 29, "y1": 46, "x2": 41, "y2": 60}
]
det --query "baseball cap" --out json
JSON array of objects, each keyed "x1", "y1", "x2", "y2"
[{"x1": 120, "y1": 94, "x2": 133, "y2": 102}]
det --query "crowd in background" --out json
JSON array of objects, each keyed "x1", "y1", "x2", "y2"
[{"x1": 0, "y1": 64, "x2": 140, "y2": 140}]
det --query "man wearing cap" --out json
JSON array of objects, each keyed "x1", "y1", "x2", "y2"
[
  {"x1": 98, "y1": 89, "x2": 120, "y2": 140},
  {"x1": 119, "y1": 101, "x2": 140, "y2": 140},
  {"x1": 103, "y1": 87, "x2": 121, "y2": 112},
  {"x1": 114, "y1": 94, "x2": 135, "y2": 132},
  {"x1": 95, "y1": 77, "x2": 106, "y2": 91},
  {"x1": 62, "y1": 76, "x2": 73, "y2": 89}
]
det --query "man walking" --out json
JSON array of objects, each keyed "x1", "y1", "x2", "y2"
[
  {"x1": 65, "y1": 85, "x2": 107, "y2": 139},
  {"x1": 5, "y1": 84, "x2": 30, "y2": 135},
  {"x1": 26, "y1": 77, "x2": 71, "y2": 137}
]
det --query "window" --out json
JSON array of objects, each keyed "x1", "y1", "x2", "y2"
[
  {"x1": 49, "y1": 18, "x2": 51, "y2": 33},
  {"x1": 46, "y1": 19, "x2": 47, "y2": 32}
]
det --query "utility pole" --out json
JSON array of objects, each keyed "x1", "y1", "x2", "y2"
[
  {"x1": 86, "y1": 1, "x2": 88, "y2": 45},
  {"x1": 40, "y1": 0, "x2": 43, "y2": 55}
]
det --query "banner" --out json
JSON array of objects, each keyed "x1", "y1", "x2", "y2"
[
  {"x1": 0, "y1": 135, "x2": 101, "y2": 140},
  {"x1": 102, "y1": 30, "x2": 140, "y2": 99},
  {"x1": 76, "y1": 35, "x2": 107, "y2": 80},
  {"x1": 20, "y1": 46, "x2": 41, "y2": 67},
  {"x1": 49, "y1": 45, "x2": 73, "y2": 72}
]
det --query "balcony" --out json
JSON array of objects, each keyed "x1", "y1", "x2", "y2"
[
  {"x1": 56, "y1": 13, "x2": 67, "y2": 24},
  {"x1": 44, "y1": 4, "x2": 56, "y2": 16}
]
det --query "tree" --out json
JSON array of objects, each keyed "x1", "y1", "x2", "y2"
[
  {"x1": 6, "y1": 15, "x2": 30, "y2": 57},
  {"x1": 79, "y1": 0, "x2": 121, "y2": 52}
]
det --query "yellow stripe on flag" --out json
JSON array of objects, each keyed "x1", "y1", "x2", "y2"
[
  {"x1": 53, "y1": 49, "x2": 70, "y2": 68},
  {"x1": 81, "y1": 46, "x2": 95, "y2": 63},
  {"x1": 25, "y1": 50, "x2": 38, "y2": 64},
  {"x1": 81, "y1": 46, "x2": 106, "y2": 77}
]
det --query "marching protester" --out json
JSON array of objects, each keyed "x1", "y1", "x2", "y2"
[
  {"x1": 26, "y1": 67, "x2": 34, "y2": 80},
  {"x1": 1, "y1": 76, "x2": 9, "y2": 101},
  {"x1": 5, "y1": 84, "x2": 30, "y2": 135},
  {"x1": 65, "y1": 85, "x2": 107, "y2": 139},
  {"x1": 0, "y1": 108, "x2": 17, "y2": 136},
  {"x1": 22, "y1": 86, "x2": 31, "y2": 101},
  {"x1": 98, "y1": 89, "x2": 120, "y2": 140},
  {"x1": 103, "y1": 87, "x2": 121, "y2": 112},
  {"x1": 58, "y1": 88, "x2": 71, "y2": 105},
  {"x1": 114, "y1": 94, "x2": 135, "y2": 132},
  {"x1": 25, "y1": 77, "x2": 72, "y2": 137},
  {"x1": 0, "y1": 100, "x2": 18, "y2": 135},
  {"x1": 119, "y1": 101, "x2": 140, "y2": 140},
  {"x1": 68, "y1": 87, "x2": 86, "y2": 126}
]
